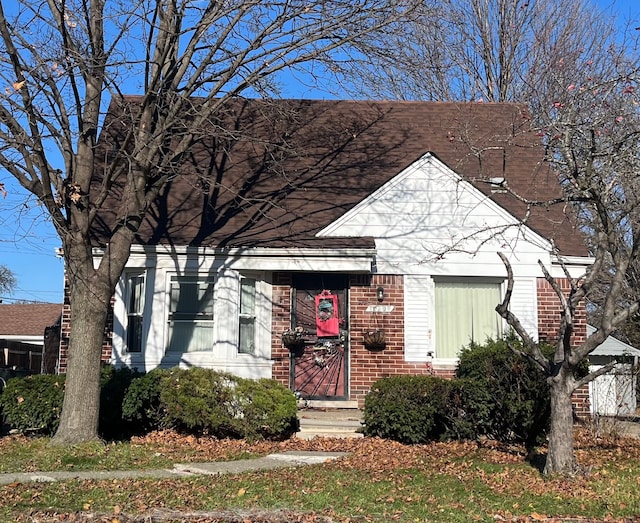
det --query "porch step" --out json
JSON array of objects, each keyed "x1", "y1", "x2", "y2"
[{"x1": 296, "y1": 408, "x2": 364, "y2": 440}]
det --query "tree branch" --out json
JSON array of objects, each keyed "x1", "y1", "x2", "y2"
[{"x1": 495, "y1": 252, "x2": 550, "y2": 373}]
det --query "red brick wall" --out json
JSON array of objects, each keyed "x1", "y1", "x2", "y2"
[
  {"x1": 271, "y1": 272, "x2": 294, "y2": 386},
  {"x1": 348, "y1": 274, "x2": 433, "y2": 404},
  {"x1": 58, "y1": 275, "x2": 114, "y2": 373},
  {"x1": 572, "y1": 384, "x2": 591, "y2": 419},
  {"x1": 537, "y1": 277, "x2": 587, "y2": 346},
  {"x1": 537, "y1": 277, "x2": 590, "y2": 417},
  {"x1": 58, "y1": 278, "x2": 71, "y2": 373}
]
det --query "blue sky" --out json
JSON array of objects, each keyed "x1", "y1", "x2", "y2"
[{"x1": 0, "y1": 0, "x2": 638, "y2": 304}]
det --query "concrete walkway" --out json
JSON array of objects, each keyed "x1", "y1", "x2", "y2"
[{"x1": 0, "y1": 451, "x2": 348, "y2": 486}]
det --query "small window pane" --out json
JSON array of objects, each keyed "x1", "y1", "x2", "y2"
[
  {"x1": 239, "y1": 278, "x2": 256, "y2": 355},
  {"x1": 169, "y1": 321, "x2": 214, "y2": 353},
  {"x1": 170, "y1": 277, "x2": 214, "y2": 319},
  {"x1": 168, "y1": 276, "x2": 214, "y2": 353},
  {"x1": 126, "y1": 274, "x2": 145, "y2": 352}
]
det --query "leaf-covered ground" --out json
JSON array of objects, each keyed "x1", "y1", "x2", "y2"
[{"x1": 4, "y1": 428, "x2": 640, "y2": 523}]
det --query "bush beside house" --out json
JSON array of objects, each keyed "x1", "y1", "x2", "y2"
[
  {"x1": 0, "y1": 374, "x2": 66, "y2": 435},
  {"x1": 363, "y1": 339, "x2": 556, "y2": 449},
  {"x1": 0, "y1": 366, "x2": 298, "y2": 441},
  {"x1": 0, "y1": 340, "x2": 580, "y2": 446}
]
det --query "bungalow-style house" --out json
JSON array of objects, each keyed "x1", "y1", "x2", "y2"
[{"x1": 59, "y1": 99, "x2": 591, "y2": 408}]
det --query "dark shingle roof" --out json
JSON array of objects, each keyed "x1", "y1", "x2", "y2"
[
  {"x1": 0, "y1": 304, "x2": 62, "y2": 337},
  {"x1": 91, "y1": 98, "x2": 587, "y2": 256}
]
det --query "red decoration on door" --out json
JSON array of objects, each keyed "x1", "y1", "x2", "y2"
[{"x1": 315, "y1": 290, "x2": 339, "y2": 337}]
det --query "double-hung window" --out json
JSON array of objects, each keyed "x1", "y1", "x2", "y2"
[
  {"x1": 238, "y1": 277, "x2": 256, "y2": 355},
  {"x1": 435, "y1": 279, "x2": 503, "y2": 359},
  {"x1": 167, "y1": 275, "x2": 215, "y2": 353},
  {"x1": 125, "y1": 273, "x2": 145, "y2": 353}
]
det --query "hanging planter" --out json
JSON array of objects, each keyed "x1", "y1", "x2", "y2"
[
  {"x1": 282, "y1": 327, "x2": 306, "y2": 353},
  {"x1": 363, "y1": 329, "x2": 386, "y2": 351}
]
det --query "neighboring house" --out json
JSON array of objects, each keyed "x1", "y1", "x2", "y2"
[
  {"x1": 58, "y1": 99, "x2": 592, "y2": 407},
  {"x1": 0, "y1": 303, "x2": 62, "y2": 373},
  {"x1": 587, "y1": 325, "x2": 640, "y2": 417}
]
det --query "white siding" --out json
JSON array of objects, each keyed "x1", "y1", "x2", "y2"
[
  {"x1": 320, "y1": 154, "x2": 552, "y2": 278},
  {"x1": 403, "y1": 275, "x2": 434, "y2": 362},
  {"x1": 214, "y1": 268, "x2": 241, "y2": 360},
  {"x1": 509, "y1": 278, "x2": 539, "y2": 342},
  {"x1": 110, "y1": 253, "x2": 274, "y2": 379}
]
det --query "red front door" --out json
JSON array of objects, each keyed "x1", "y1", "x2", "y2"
[{"x1": 291, "y1": 274, "x2": 348, "y2": 400}]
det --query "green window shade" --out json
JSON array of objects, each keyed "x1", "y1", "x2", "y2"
[
  {"x1": 435, "y1": 281, "x2": 502, "y2": 359},
  {"x1": 167, "y1": 276, "x2": 214, "y2": 353},
  {"x1": 238, "y1": 278, "x2": 256, "y2": 354}
]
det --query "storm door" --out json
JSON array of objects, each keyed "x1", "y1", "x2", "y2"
[{"x1": 291, "y1": 274, "x2": 348, "y2": 400}]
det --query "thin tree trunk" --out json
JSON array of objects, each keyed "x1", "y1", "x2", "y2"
[
  {"x1": 51, "y1": 278, "x2": 111, "y2": 445},
  {"x1": 544, "y1": 369, "x2": 576, "y2": 475}
]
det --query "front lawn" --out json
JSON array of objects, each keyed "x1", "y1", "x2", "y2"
[{"x1": 1, "y1": 429, "x2": 639, "y2": 522}]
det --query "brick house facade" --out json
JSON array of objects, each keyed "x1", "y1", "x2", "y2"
[
  {"x1": 58, "y1": 98, "x2": 594, "y2": 414},
  {"x1": 59, "y1": 270, "x2": 590, "y2": 415},
  {"x1": 264, "y1": 273, "x2": 589, "y2": 411}
]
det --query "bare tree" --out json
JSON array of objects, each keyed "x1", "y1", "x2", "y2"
[
  {"x1": 351, "y1": 0, "x2": 640, "y2": 474},
  {"x1": 0, "y1": 265, "x2": 16, "y2": 296},
  {"x1": 495, "y1": 65, "x2": 640, "y2": 474},
  {"x1": 349, "y1": 0, "x2": 623, "y2": 103},
  {"x1": 0, "y1": 0, "x2": 417, "y2": 444}
]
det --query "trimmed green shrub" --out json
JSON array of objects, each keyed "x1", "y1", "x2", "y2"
[
  {"x1": 0, "y1": 374, "x2": 66, "y2": 435},
  {"x1": 232, "y1": 378, "x2": 298, "y2": 441},
  {"x1": 455, "y1": 338, "x2": 551, "y2": 448},
  {"x1": 99, "y1": 365, "x2": 142, "y2": 440},
  {"x1": 159, "y1": 367, "x2": 239, "y2": 436},
  {"x1": 442, "y1": 377, "x2": 494, "y2": 441},
  {"x1": 363, "y1": 375, "x2": 451, "y2": 443},
  {"x1": 122, "y1": 368, "x2": 168, "y2": 435}
]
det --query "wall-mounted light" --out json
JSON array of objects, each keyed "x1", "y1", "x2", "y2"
[{"x1": 376, "y1": 286, "x2": 384, "y2": 302}]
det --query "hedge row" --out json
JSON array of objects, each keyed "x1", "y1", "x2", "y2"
[
  {"x1": 0, "y1": 366, "x2": 297, "y2": 441},
  {"x1": 363, "y1": 338, "x2": 553, "y2": 449}
]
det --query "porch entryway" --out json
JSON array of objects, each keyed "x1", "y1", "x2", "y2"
[{"x1": 290, "y1": 274, "x2": 349, "y2": 401}]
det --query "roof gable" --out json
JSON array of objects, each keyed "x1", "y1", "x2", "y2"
[
  {"x1": 92, "y1": 99, "x2": 587, "y2": 256},
  {"x1": 587, "y1": 325, "x2": 640, "y2": 357},
  {"x1": 318, "y1": 152, "x2": 552, "y2": 254}
]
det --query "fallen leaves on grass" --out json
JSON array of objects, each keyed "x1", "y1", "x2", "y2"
[
  {"x1": 7, "y1": 427, "x2": 640, "y2": 522},
  {"x1": 15, "y1": 508, "x2": 334, "y2": 522},
  {"x1": 12, "y1": 510, "x2": 640, "y2": 522}
]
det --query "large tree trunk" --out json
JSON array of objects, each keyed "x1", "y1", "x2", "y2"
[
  {"x1": 544, "y1": 368, "x2": 576, "y2": 475},
  {"x1": 51, "y1": 271, "x2": 112, "y2": 445}
]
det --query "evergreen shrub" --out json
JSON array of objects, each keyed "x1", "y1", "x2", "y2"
[
  {"x1": 159, "y1": 367, "x2": 240, "y2": 436},
  {"x1": 443, "y1": 377, "x2": 494, "y2": 441},
  {"x1": 0, "y1": 366, "x2": 299, "y2": 442},
  {"x1": 455, "y1": 338, "x2": 551, "y2": 448},
  {"x1": 121, "y1": 368, "x2": 168, "y2": 434},
  {"x1": 232, "y1": 378, "x2": 298, "y2": 441},
  {"x1": 99, "y1": 365, "x2": 141, "y2": 439},
  {"x1": 0, "y1": 374, "x2": 66, "y2": 435},
  {"x1": 363, "y1": 375, "x2": 451, "y2": 443}
]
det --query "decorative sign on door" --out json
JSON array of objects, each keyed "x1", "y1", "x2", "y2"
[{"x1": 315, "y1": 290, "x2": 339, "y2": 337}]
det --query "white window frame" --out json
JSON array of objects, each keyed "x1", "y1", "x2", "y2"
[
  {"x1": 124, "y1": 272, "x2": 146, "y2": 353},
  {"x1": 238, "y1": 276, "x2": 257, "y2": 355}
]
